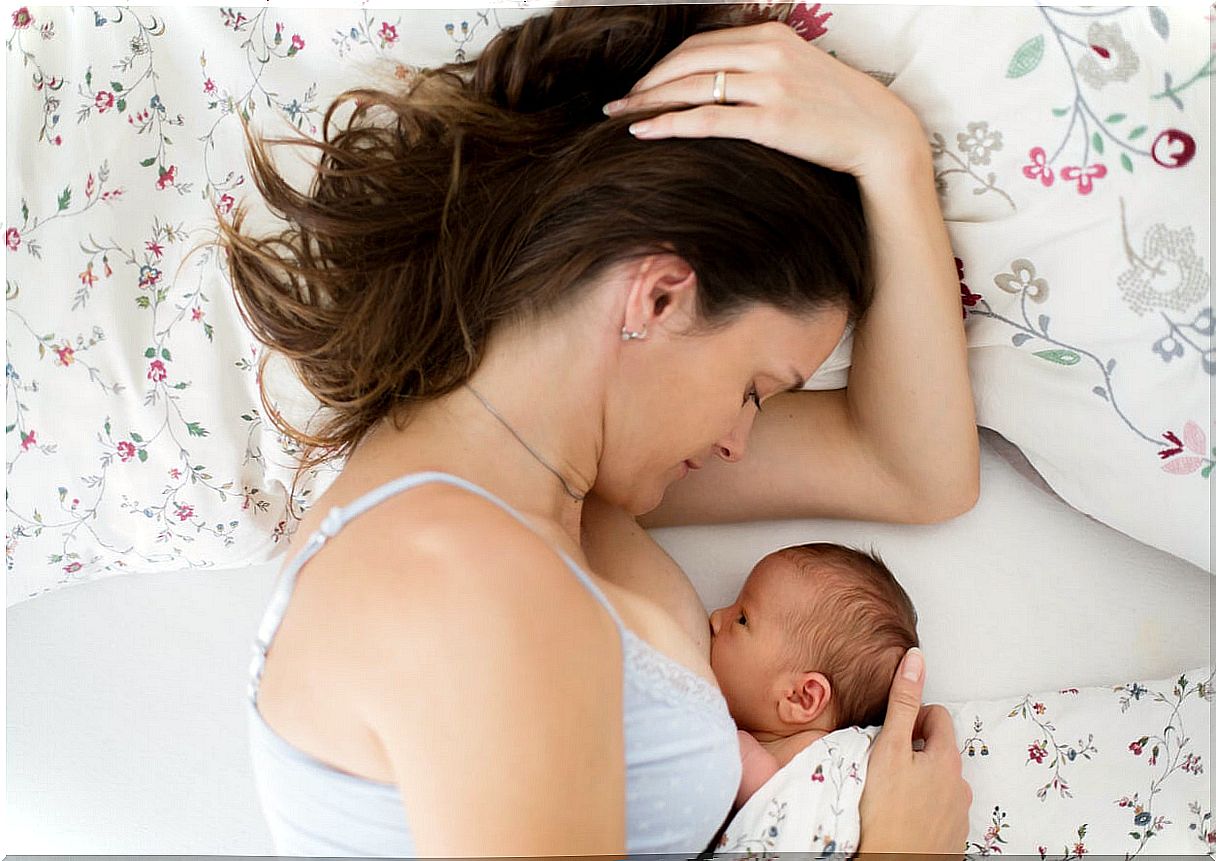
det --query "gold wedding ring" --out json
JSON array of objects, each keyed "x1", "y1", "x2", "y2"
[{"x1": 712, "y1": 70, "x2": 727, "y2": 105}]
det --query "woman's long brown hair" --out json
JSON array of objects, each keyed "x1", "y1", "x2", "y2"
[{"x1": 212, "y1": 4, "x2": 874, "y2": 497}]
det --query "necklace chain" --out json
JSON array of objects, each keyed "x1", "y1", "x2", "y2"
[{"x1": 465, "y1": 383, "x2": 587, "y2": 502}]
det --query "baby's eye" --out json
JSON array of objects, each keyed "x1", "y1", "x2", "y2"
[{"x1": 737, "y1": 612, "x2": 747, "y2": 626}]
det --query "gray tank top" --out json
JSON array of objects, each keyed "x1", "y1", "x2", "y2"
[{"x1": 246, "y1": 471, "x2": 741, "y2": 855}]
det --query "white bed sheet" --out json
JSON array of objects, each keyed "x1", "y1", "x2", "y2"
[{"x1": 6, "y1": 431, "x2": 1210, "y2": 854}]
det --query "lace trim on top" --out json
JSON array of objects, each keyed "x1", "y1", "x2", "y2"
[{"x1": 622, "y1": 628, "x2": 735, "y2": 728}]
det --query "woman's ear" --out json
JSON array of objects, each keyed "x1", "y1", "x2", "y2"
[
  {"x1": 620, "y1": 253, "x2": 698, "y2": 339},
  {"x1": 777, "y1": 671, "x2": 833, "y2": 727}
]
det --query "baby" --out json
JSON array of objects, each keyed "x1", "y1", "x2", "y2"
[{"x1": 708, "y1": 542, "x2": 919, "y2": 809}]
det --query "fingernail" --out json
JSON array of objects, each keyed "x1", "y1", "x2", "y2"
[
  {"x1": 628, "y1": 121, "x2": 651, "y2": 136},
  {"x1": 902, "y1": 647, "x2": 924, "y2": 682},
  {"x1": 603, "y1": 99, "x2": 624, "y2": 115}
]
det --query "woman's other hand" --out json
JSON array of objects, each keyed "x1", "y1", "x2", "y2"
[
  {"x1": 602, "y1": 20, "x2": 925, "y2": 180},
  {"x1": 856, "y1": 648, "x2": 971, "y2": 855}
]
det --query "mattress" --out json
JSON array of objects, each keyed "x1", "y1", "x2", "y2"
[{"x1": 6, "y1": 430, "x2": 1210, "y2": 854}]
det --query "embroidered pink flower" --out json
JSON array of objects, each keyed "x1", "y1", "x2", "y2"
[
  {"x1": 956, "y1": 256, "x2": 982, "y2": 317},
  {"x1": 1032, "y1": 701, "x2": 1046, "y2": 715},
  {"x1": 156, "y1": 165, "x2": 177, "y2": 190},
  {"x1": 379, "y1": 21, "x2": 399, "y2": 45},
  {"x1": 192, "y1": 307, "x2": 205, "y2": 322},
  {"x1": 1027, "y1": 742, "x2": 1047, "y2": 763},
  {"x1": 103, "y1": 257, "x2": 112, "y2": 278},
  {"x1": 1160, "y1": 421, "x2": 1209, "y2": 475},
  {"x1": 117, "y1": 441, "x2": 136, "y2": 462},
  {"x1": 217, "y1": 193, "x2": 235, "y2": 214},
  {"x1": 1059, "y1": 163, "x2": 1107, "y2": 196},
  {"x1": 1021, "y1": 146, "x2": 1055, "y2": 187},
  {"x1": 811, "y1": 765, "x2": 825, "y2": 782},
  {"x1": 52, "y1": 134, "x2": 62, "y2": 146},
  {"x1": 20, "y1": 429, "x2": 37, "y2": 451},
  {"x1": 12, "y1": 7, "x2": 33, "y2": 28},
  {"x1": 1037, "y1": 847, "x2": 1047, "y2": 860},
  {"x1": 146, "y1": 240, "x2": 164, "y2": 258},
  {"x1": 63, "y1": 561, "x2": 82, "y2": 573},
  {"x1": 1182, "y1": 753, "x2": 1204, "y2": 774},
  {"x1": 1129, "y1": 740, "x2": 1144, "y2": 755},
  {"x1": 85, "y1": 172, "x2": 95, "y2": 197},
  {"x1": 289, "y1": 33, "x2": 305, "y2": 54},
  {"x1": 1151, "y1": 129, "x2": 1196, "y2": 169},
  {"x1": 54, "y1": 345, "x2": 75, "y2": 366},
  {"x1": 6, "y1": 228, "x2": 20, "y2": 251},
  {"x1": 1074, "y1": 842, "x2": 1086, "y2": 857},
  {"x1": 169, "y1": 467, "x2": 181, "y2": 479},
  {"x1": 203, "y1": 77, "x2": 216, "y2": 95},
  {"x1": 137, "y1": 264, "x2": 162, "y2": 289},
  {"x1": 94, "y1": 91, "x2": 115, "y2": 113},
  {"x1": 79, "y1": 263, "x2": 98, "y2": 287},
  {"x1": 147, "y1": 359, "x2": 167, "y2": 383},
  {"x1": 787, "y1": 2, "x2": 831, "y2": 41},
  {"x1": 174, "y1": 503, "x2": 195, "y2": 522}
]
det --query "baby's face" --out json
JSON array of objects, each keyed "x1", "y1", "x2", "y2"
[{"x1": 709, "y1": 554, "x2": 808, "y2": 729}]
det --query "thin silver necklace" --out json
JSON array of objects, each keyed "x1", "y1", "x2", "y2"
[{"x1": 465, "y1": 383, "x2": 588, "y2": 502}]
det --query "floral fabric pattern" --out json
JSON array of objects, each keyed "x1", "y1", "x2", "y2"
[{"x1": 717, "y1": 668, "x2": 1213, "y2": 859}]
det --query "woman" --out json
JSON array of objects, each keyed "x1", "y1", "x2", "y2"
[{"x1": 222, "y1": 4, "x2": 977, "y2": 856}]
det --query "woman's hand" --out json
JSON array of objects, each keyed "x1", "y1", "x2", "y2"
[
  {"x1": 857, "y1": 648, "x2": 972, "y2": 855},
  {"x1": 602, "y1": 20, "x2": 925, "y2": 180}
]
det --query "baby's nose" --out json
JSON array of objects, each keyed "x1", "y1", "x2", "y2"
[{"x1": 709, "y1": 608, "x2": 724, "y2": 636}]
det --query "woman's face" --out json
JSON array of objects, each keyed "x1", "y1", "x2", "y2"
[{"x1": 596, "y1": 299, "x2": 849, "y2": 515}]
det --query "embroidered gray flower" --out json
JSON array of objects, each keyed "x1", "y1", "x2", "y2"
[
  {"x1": 994, "y1": 258, "x2": 1049, "y2": 303},
  {"x1": 956, "y1": 121, "x2": 1003, "y2": 166},
  {"x1": 129, "y1": 34, "x2": 149, "y2": 56},
  {"x1": 1076, "y1": 22, "x2": 1140, "y2": 90},
  {"x1": 1116, "y1": 224, "x2": 1208, "y2": 316}
]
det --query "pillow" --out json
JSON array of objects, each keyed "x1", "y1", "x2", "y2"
[
  {"x1": 5, "y1": 5, "x2": 1210, "y2": 604},
  {"x1": 719, "y1": 666, "x2": 1214, "y2": 856},
  {"x1": 800, "y1": 5, "x2": 1212, "y2": 571}
]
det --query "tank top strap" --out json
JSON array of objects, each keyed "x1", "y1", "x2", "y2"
[{"x1": 247, "y1": 471, "x2": 626, "y2": 704}]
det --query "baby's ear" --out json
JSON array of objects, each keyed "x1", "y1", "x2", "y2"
[{"x1": 781, "y1": 671, "x2": 832, "y2": 725}]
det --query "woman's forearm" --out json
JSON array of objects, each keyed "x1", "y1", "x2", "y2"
[{"x1": 845, "y1": 141, "x2": 980, "y2": 519}]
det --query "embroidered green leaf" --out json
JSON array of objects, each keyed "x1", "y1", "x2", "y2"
[
  {"x1": 56, "y1": 186, "x2": 71, "y2": 212},
  {"x1": 1129, "y1": 125, "x2": 1148, "y2": 140},
  {"x1": 1007, "y1": 35, "x2": 1045, "y2": 79},
  {"x1": 1051, "y1": 107, "x2": 1069, "y2": 117},
  {"x1": 85, "y1": 68, "x2": 92, "y2": 87},
  {"x1": 186, "y1": 422, "x2": 209, "y2": 438},
  {"x1": 140, "y1": 156, "x2": 156, "y2": 167},
  {"x1": 110, "y1": 81, "x2": 123, "y2": 92},
  {"x1": 1201, "y1": 462, "x2": 1212, "y2": 479},
  {"x1": 1120, "y1": 153, "x2": 1133, "y2": 173},
  {"x1": 1149, "y1": 6, "x2": 1169, "y2": 40},
  {"x1": 130, "y1": 431, "x2": 143, "y2": 443},
  {"x1": 160, "y1": 347, "x2": 171, "y2": 361},
  {"x1": 1092, "y1": 133, "x2": 1104, "y2": 154},
  {"x1": 5, "y1": 424, "x2": 15, "y2": 434},
  {"x1": 104, "y1": 419, "x2": 111, "y2": 436},
  {"x1": 116, "y1": 99, "x2": 126, "y2": 113},
  {"x1": 21, "y1": 198, "x2": 28, "y2": 223},
  {"x1": 144, "y1": 347, "x2": 156, "y2": 358},
  {"x1": 135, "y1": 296, "x2": 150, "y2": 308},
  {"x1": 137, "y1": 448, "x2": 148, "y2": 463},
  {"x1": 1034, "y1": 349, "x2": 1081, "y2": 366},
  {"x1": 1105, "y1": 113, "x2": 1126, "y2": 124}
]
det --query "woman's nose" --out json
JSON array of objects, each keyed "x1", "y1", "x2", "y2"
[{"x1": 714, "y1": 410, "x2": 755, "y2": 463}]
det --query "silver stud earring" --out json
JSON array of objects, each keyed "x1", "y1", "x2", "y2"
[{"x1": 620, "y1": 325, "x2": 648, "y2": 341}]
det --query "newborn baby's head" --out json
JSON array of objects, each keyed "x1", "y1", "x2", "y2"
[{"x1": 709, "y1": 543, "x2": 918, "y2": 735}]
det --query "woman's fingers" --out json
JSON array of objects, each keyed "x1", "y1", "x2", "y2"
[
  {"x1": 873, "y1": 647, "x2": 926, "y2": 755},
  {"x1": 627, "y1": 24, "x2": 803, "y2": 95},
  {"x1": 916, "y1": 705, "x2": 961, "y2": 760},
  {"x1": 606, "y1": 71, "x2": 772, "y2": 115},
  {"x1": 626, "y1": 104, "x2": 769, "y2": 144}
]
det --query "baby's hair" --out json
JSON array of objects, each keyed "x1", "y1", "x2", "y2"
[{"x1": 773, "y1": 543, "x2": 918, "y2": 729}]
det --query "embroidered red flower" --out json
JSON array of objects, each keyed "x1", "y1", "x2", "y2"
[
  {"x1": 20, "y1": 429, "x2": 37, "y2": 451},
  {"x1": 94, "y1": 91, "x2": 115, "y2": 113},
  {"x1": 63, "y1": 561, "x2": 82, "y2": 573},
  {"x1": 54, "y1": 345, "x2": 75, "y2": 366},
  {"x1": 174, "y1": 503, "x2": 195, "y2": 522},
  {"x1": 138, "y1": 264, "x2": 162, "y2": 289},
  {"x1": 169, "y1": 467, "x2": 181, "y2": 479},
  {"x1": 12, "y1": 7, "x2": 33, "y2": 29},
  {"x1": 146, "y1": 240, "x2": 164, "y2": 258},
  {"x1": 52, "y1": 134, "x2": 62, "y2": 146},
  {"x1": 1151, "y1": 129, "x2": 1196, "y2": 169},
  {"x1": 289, "y1": 34, "x2": 305, "y2": 54},
  {"x1": 1128, "y1": 740, "x2": 1144, "y2": 755},
  {"x1": 1161, "y1": 421, "x2": 1209, "y2": 475},
  {"x1": 379, "y1": 21, "x2": 399, "y2": 45},
  {"x1": 79, "y1": 263, "x2": 98, "y2": 287},
  {"x1": 217, "y1": 193, "x2": 235, "y2": 214},
  {"x1": 1027, "y1": 742, "x2": 1047, "y2": 763},
  {"x1": 1159, "y1": 430, "x2": 1185, "y2": 460},
  {"x1": 6, "y1": 227, "x2": 20, "y2": 251},
  {"x1": 192, "y1": 307, "x2": 205, "y2": 322},
  {"x1": 117, "y1": 441, "x2": 136, "y2": 462},
  {"x1": 85, "y1": 173, "x2": 95, "y2": 197},
  {"x1": 1074, "y1": 842, "x2": 1086, "y2": 857},
  {"x1": 811, "y1": 764, "x2": 825, "y2": 782},
  {"x1": 1021, "y1": 146, "x2": 1055, "y2": 187},
  {"x1": 147, "y1": 359, "x2": 167, "y2": 383},
  {"x1": 156, "y1": 165, "x2": 177, "y2": 190},
  {"x1": 1032, "y1": 701, "x2": 1046, "y2": 715},
  {"x1": 203, "y1": 77, "x2": 216, "y2": 95},
  {"x1": 1060, "y1": 163, "x2": 1107, "y2": 196},
  {"x1": 786, "y1": 2, "x2": 832, "y2": 41}
]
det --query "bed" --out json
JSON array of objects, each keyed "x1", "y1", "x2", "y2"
[{"x1": 6, "y1": 2, "x2": 1212, "y2": 854}]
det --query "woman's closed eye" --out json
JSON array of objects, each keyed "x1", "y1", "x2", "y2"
[{"x1": 744, "y1": 386, "x2": 762, "y2": 412}]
